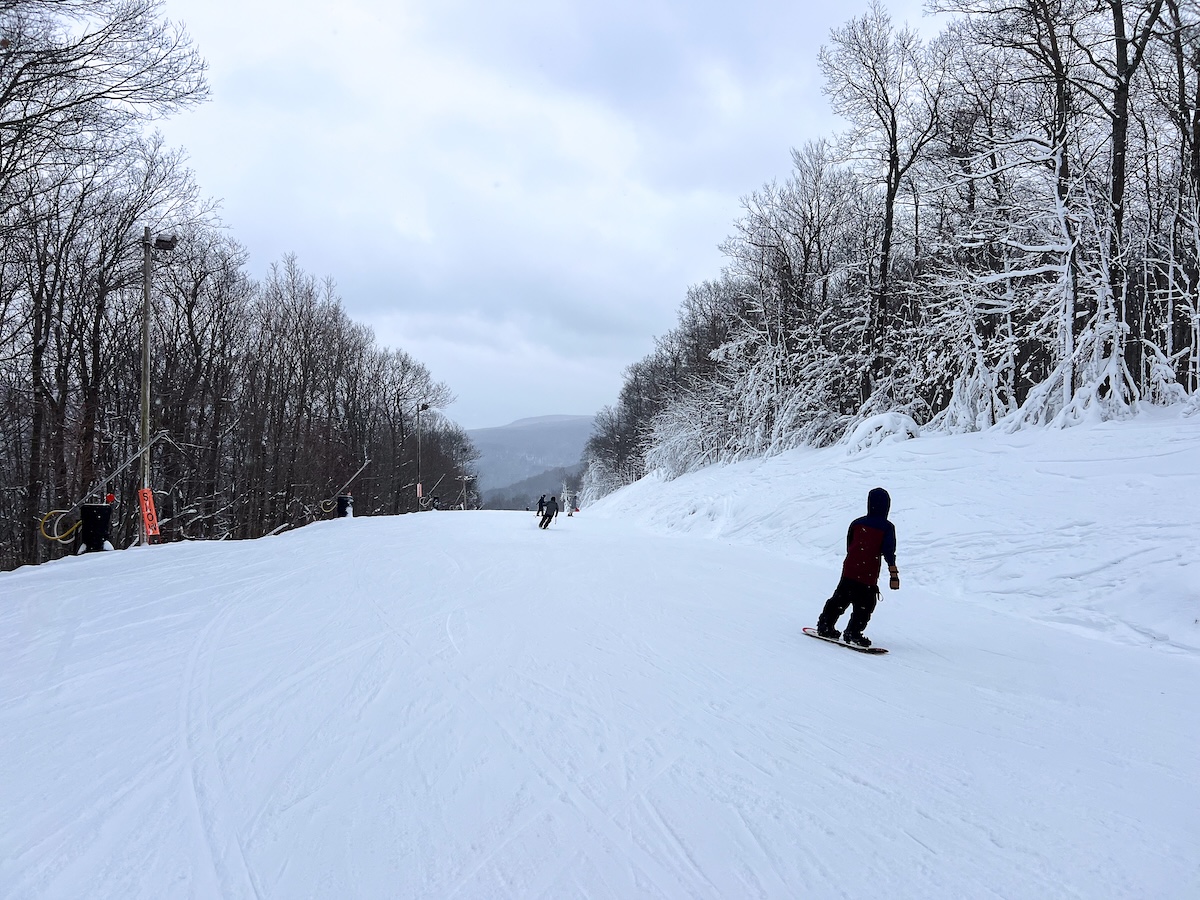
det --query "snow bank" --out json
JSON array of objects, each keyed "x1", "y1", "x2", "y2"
[
  {"x1": 840, "y1": 411, "x2": 921, "y2": 452},
  {"x1": 591, "y1": 408, "x2": 1200, "y2": 652},
  {"x1": 2, "y1": 453, "x2": 1198, "y2": 896}
]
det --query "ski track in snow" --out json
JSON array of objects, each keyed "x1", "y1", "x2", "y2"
[
  {"x1": 179, "y1": 599, "x2": 261, "y2": 899},
  {"x1": 2, "y1": 415, "x2": 1199, "y2": 898}
]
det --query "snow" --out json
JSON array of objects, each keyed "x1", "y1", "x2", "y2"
[
  {"x1": 839, "y1": 411, "x2": 921, "y2": 452},
  {"x1": 596, "y1": 406, "x2": 1200, "y2": 654},
  {"x1": 2, "y1": 414, "x2": 1198, "y2": 898}
]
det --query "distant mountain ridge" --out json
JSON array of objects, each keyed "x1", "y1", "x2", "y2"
[
  {"x1": 480, "y1": 464, "x2": 585, "y2": 511},
  {"x1": 467, "y1": 414, "x2": 594, "y2": 492},
  {"x1": 499, "y1": 415, "x2": 591, "y2": 428}
]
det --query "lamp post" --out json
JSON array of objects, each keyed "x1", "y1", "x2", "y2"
[
  {"x1": 415, "y1": 401, "x2": 429, "y2": 505},
  {"x1": 140, "y1": 227, "x2": 176, "y2": 545},
  {"x1": 458, "y1": 445, "x2": 469, "y2": 510}
]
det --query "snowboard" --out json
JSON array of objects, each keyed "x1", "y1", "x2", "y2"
[{"x1": 802, "y1": 627, "x2": 888, "y2": 655}]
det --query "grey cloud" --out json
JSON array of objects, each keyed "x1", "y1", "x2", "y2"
[{"x1": 159, "y1": 0, "x2": 936, "y2": 428}]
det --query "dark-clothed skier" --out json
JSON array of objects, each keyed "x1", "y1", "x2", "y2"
[
  {"x1": 537, "y1": 494, "x2": 546, "y2": 516},
  {"x1": 816, "y1": 487, "x2": 900, "y2": 648},
  {"x1": 539, "y1": 496, "x2": 559, "y2": 529}
]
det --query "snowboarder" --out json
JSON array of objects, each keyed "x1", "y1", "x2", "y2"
[
  {"x1": 537, "y1": 494, "x2": 546, "y2": 517},
  {"x1": 816, "y1": 487, "x2": 900, "y2": 648},
  {"x1": 539, "y1": 495, "x2": 559, "y2": 529}
]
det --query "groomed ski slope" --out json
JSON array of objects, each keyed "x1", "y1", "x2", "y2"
[{"x1": 2, "y1": 413, "x2": 1199, "y2": 898}]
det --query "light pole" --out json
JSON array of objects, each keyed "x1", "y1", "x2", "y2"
[
  {"x1": 415, "y1": 401, "x2": 429, "y2": 506},
  {"x1": 458, "y1": 445, "x2": 469, "y2": 509},
  {"x1": 140, "y1": 227, "x2": 176, "y2": 545}
]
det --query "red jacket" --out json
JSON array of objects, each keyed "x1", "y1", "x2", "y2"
[{"x1": 840, "y1": 488, "x2": 897, "y2": 588}]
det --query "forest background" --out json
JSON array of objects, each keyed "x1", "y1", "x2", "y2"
[
  {"x1": 583, "y1": 0, "x2": 1200, "y2": 498},
  {"x1": 0, "y1": 0, "x2": 476, "y2": 571},
  {"x1": 8, "y1": 0, "x2": 1200, "y2": 570}
]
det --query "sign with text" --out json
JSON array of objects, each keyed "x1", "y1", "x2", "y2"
[{"x1": 138, "y1": 488, "x2": 160, "y2": 537}]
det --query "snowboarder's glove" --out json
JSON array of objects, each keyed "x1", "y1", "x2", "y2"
[{"x1": 888, "y1": 565, "x2": 900, "y2": 590}]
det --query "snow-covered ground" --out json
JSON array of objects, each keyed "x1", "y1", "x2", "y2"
[
  {"x1": 2, "y1": 413, "x2": 1198, "y2": 898},
  {"x1": 596, "y1": 407, "x2": 1200, "y2": 653}
]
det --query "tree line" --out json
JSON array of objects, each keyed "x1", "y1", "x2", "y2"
[
  {"x1": 0, "y1": 1, "x2": 475, "y2": 571},
  {"x1": 583, "y1": 0, "x2": 1200, "y2": 500}
]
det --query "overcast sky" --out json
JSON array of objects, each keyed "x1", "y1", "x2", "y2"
[{"x1": 157, "y1": 0, "x2": 936, "y2": 429}]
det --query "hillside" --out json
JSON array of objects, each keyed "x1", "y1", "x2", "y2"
[
  {"x1": 592, "y1": 407, "x2": 1200, "y2": 651},
  {"x1": 467, "y1": 415, "x2": 594, "y2": 491},
  {"x1": 2, "y1": 413, "x2": 1197, "y2": 898},
  {"x1": 480, "y1": 463, "x2": 584, "y2": 510}
]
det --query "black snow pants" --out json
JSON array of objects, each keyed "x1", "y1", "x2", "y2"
[
  {"x1": 817, "y1": 576, "x2": 878, "y2": 636},
  {"x1": 539, "y1": 513, "x2": 554, "y2": 529}
]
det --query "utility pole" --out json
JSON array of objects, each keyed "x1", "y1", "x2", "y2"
[
  {"x1": 416, "y1": 401, "x2": 429, "y2": 505},
  {"x1": 458, "y1": 445, "x2": 469, "y2": 509},
  {"x1": 139, "y1": 228, "x2": 176, "y2": 545},
  {"x1": 140, "y1": 227, "x2": 151, "y2": 545}
]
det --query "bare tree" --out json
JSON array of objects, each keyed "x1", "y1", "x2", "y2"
[
  {"x1": 0, "y1": 0, "x2": 207, "y2": 220},
  {"x1": 820, "y1": 0, "x2": 944, "y2": 371}
]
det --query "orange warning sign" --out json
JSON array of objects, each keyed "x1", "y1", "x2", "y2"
[{"x1": 138, "y1": 488, "x2": 160, "y2": 537}]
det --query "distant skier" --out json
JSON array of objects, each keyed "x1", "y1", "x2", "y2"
[
  {"x1": 816, "y1": 487, "x2": 900, "y2": 648},
  {"x1": 539, "y1": 495, "x2": 559, "y2": 529},
  {"x1": 537, "y1": 494, "x2": 546, "y2": 517}
]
